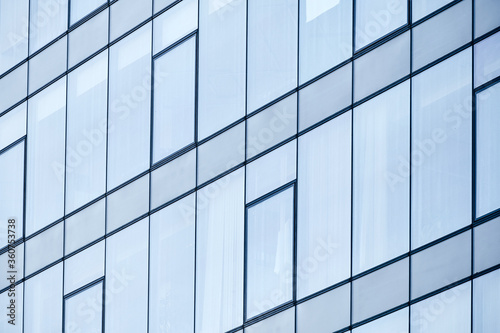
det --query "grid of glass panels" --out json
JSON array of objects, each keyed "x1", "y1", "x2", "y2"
[{"x1": 0, "y1": 0, "x2": 499, "y2": 332}]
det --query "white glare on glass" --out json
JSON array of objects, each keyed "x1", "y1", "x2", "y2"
[
  {"x1": 0, "y1": 63, "x2": 27, "y2": 114},
  {"x1": 297, "y1": 112, "x2": 351, "y2": 299},
  {"x1": 28, "y1": 36, "x2": 67, "y2": 94},
  {"x1": 247, "y1": 0, "x2": 298, "y2": 112},
  {"x1": 475, "y1": 0, "x2": 500, "y2": 38},
  {"x1": 153, "y1": 36, "x2": 195, "y2": 163},
  {"x1": 473, "y1": 269, "x2": 500, "y2": 332},
  {"x1": 110, "y1": 0, "x2": 152, "y2": 41},
  {"x1": 24, "y1": 222, "x2": 63, "y2": 276},
  {"x1": 474, "y1": 32, "x2": 500, "y2": 88},
  {"x1": 65, "y1": 199, "x2": 105, "y2": 254},
  {"x1": 245, "y1": 307, "x2": 295, "y2": 333},
  {"x1": 353, "y1": 308, "x2": 408, "y2": 333},
  {"x1": 474, "y1": 217, "x2": 500, "y2": 273},
  {"x1": 247, "y1": 187, "x2": 294, "y2": 318},
  {"x1": 26, "y1": 78, "x2": 66, "y2": 235},
  {"x1": 70, "y1": 0, "x2": 106, "y2": 24},
  {"x1": 150, "y1": 194, "x2": 195, "y2": 333},
  {"x1": 29, "y1": 0, "x2": 68, "y2": 54},
  {"x1": 64, "y1": 241, "x2": 105, "y2": 294},
  {"x1": 65, "y1": 283, "x2": 103, "y2": 333},
  {"x1": 0, "y1": 103, "x2": 26, "y2": 151},
  {"x1": 0, "y1": 0, "x2": 29, "y2": 74}
]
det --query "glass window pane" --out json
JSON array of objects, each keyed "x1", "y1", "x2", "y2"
[
  {"x1": 353, "y1": 308, "x2": 408, "y2": 333},
  {"x1": 355, "y1": 0, "x2": 407, "y2": 50},
  {"x1": 197, "y1": 122, "x2": 245, "y2": 185},
  {"x1": 247, "y1": 187, "x2": 294, "y2": 318},
  {"x1": 198, "y1": 0, "x2": 246, "y2": 140},
  {"x1": 411, "y1": 231, "x2": 471, "y2": 299},
  {"x1": 106, "y1": 174, "x2": 149, "y2": 233},
  {"x1": 66, "y1": 50, "x2": 108, "y2": 213},
  {"x1": 473, "y1": 269, "x2": 500, "y2": 333},
  {"x1": 24, "y1": 263, "x2": 63, "y2": 333},
  {"x1": 29, "y1": 0, "x2": 68, "y2": 54},
  {"x1": 247, "y1": 0, "x2": 298, "y2": 112},
  {"x1": 297, "y1": 112, "x2": 351, "y2": 299},
  {"x1": 107, "y1": 24, "x2": 151, "y2": 189},
  {"x1": 245, "y1": 308, "x2": 295, "y2": 333},
  {"x1": 474, "y1": 32, "x2": 500, "y2": 88},
  {"x1": 411, "y1": 49, "x2": 472, "y2": 248},
  {"x1": 154, "y1": 0, "x2": 177, "y2": 13},
  {"x1": 246, "y1": 141, "x2": 296, "y2": 203},
  {"x1": 0, "y1": 103, "x2": 26, "y2": 151},
  {"x1": 151, "y1": 149, "x2": 196, "y2": 209},
  {"x1": 153, "y1": 36, "x2": 195, "y2": 163},
  {"x1": 110, "y1": 0, "x2": 152, "y2": 41},
  {"x1": 354, "y1": 31, "x2": 410, "y2": 102},
  {"x1": 412, "y1": 0, "x2": 471, "y2": 71},
  {"x1": 412, "y1": 0, "x2": 454, "y2": 22},
  {"x1": 297, "y1": 283, "x2": 350, "y2": 333},
  {"x1": 0, "y1": 244, "x2": 24, "y2": 290},
  {"x1": 65, "y1": 198, "x2": 105, "y2": 254},
  {"x1": 410, "y1": 282, "x2": 471, "y2": 333},
  {"x1": 0, "y1": 63, "x2": 27, "y2": 113},
  {"x1": 475, "y1": 0, "x2": 500, "y2": 38},
  {"x1": 476, "y1": 83, "x2": 500, "y2": 217},
  {"x1": 70, "y1": 0, "x2": 106, "y2": 24},
  {"x1": 68, "y1": 9, "x2": 109, "y2": 68},
  {"x1": 0, "y1": 0, "x2": 29, "y2": 74},
  {"x1": 25, "y1": 222, "x2": 63, "y2": 276},
  {"x1": 28, "y1": 36, "x2": 67, "y2": 94},
  {"x1": 105, "y1": 218, "x2": 148, "y2": 333},
  {"x1": 0, "y1": 282, "x2": 23, "y2": 332},
  {"x1": 153, "y1": 0, "x2": 198, "y2": 54},
  {"x1": 474, "y1": 217, "x2": 500, "y2": 273},
  {"x1": 247, "y1": 94, "x2": 297, "y2": 159},
  {"x1": 26, "y1": 78, "x2": 66, "y2": 235},
  {"x1": 353, "y1": 81, "x2": 410, "y2": 274},
  {"x1": 299, "y1": 62, "x2": 352, "y2": 131},
  {"x1": 299, "y1": 0, "x2": 352, "y2": 83},
  {"x1": 64, "y1": 241, "x2": 105, "y2": 294},
  {"x1": 0, "y1": 142, "x2": 24, "y2": 247},
  {"x1": 352, "y1": 258, "x2": 409, "y2": 322},
  {"x1": 149, "y1": 194, "x2": 195, "y2": 333},
  {"x1": 196, "y1": 168, "x2": 244, "y2": 332},
  {"x1": 64, "y1": 282, "x2": 103, "y2": 333}
]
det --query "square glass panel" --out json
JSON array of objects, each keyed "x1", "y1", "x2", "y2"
[{"x1": 64, "y1": 282, "x2": 103, "y2": 333}]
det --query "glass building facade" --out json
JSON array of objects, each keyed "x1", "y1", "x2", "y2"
[{"x1": 0, "y1": 0, "x2": 499, "y2": 332}]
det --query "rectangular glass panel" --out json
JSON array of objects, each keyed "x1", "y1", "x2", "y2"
[
  {"x1": 245, "y1": 308, "x2": 295, "y2": 333},
  {"x1": 151, "y1": 149, "x2": 196, "y2": 209},
  {"x1": 353, "y1": 308, "x2": 408, "y2": 333},
  {"x1": 106, "y1": 174, "x2": 149, "y2": 233},
  {"x1": 64, "y1": 241, "x2": 105, "y2": 294},
  {"x1": 476, "y1": 83, "x2": 500, "y2": 216},
  {"x1": 0, "y1": 142, "x2": 24, "y2": 247},
  {"x1": 154, "y1": 0, "x2": 177, "y2": 13},
  {"x1": 247, "y1": 187, "x2": 294, "y2": 319},
  {"x1": 246, "y1": 94, "x2": 297, "y2": 159},
  {"x1": 411, "y1": 231, "x2": 471, "y2": 299},
  {"x1": 411, "y1": 49, "x2": 472, "y2": 248},
  {"x1": 29, "y1": 0, "x2": 68, "y2": 54},
  {"x1": 26, "y1": 78, "x2": 66, "y2": 235},
  {"x1": 353, "y1": 81, "x2": 410, "y2": 274},
  {"x1": 473, "y1": 269, "x2": 500, "y2": 332},
  {"x1": 354, "y1": 31, "x2": 410, "y2": 102},
  {"x1": 299, "y1": 0, "x2": 352, "y2": 83},
  {"x1": 296, "y1": 283, "x2": 350, "y2": 333},
  {"x1": 0, "y1": 103, "x2": 26, "y2": 151},
  {"x1": 64, "y1": 282, "x2": 103, "y2": 333},
  {"x1": 412, "y1": 0, "x2": 454, "y2": 22},
  {"x1": 153, "y1": 36, "x2": 195, "y2": 163},
  {"x1": 70, "y1": 0, "x2": 106, "y2": 24},
  {"x1": 474, "y1": 217, "x2": 500, "y2": 273},
  {"x1": 68, "y1": 9, "x2": 109, "y2": 68},
  {"x1": 0, "y1": 63, "x2": 27, "y2": 113},
  {"x1": 65, "y1": 198, "x2": 105, "y2": 254},
  {"x1": 475, "y1": 0, "x2": 500, "y2": 38},
  {"x1": 412, "y1": 0, "x2": 471, "y2": 70},
  {"x1": 411, "y1": 282, "x2": 471, "y2": 333},
  {"x1": 297, "y1": 112, "x2": 351, "y2": 299},
  {"x1": 355, "y1": 0, "x2": 407, "y2": 50},
  {"x1": 197, "y1": 122, "x2": 245, "y2": 185},
  {"x1": 196, "y1": 168, "x2": 244, "y2": 332},
  {"x1": 0, "y1": 282, "x2": 23, "y2": 332},
  {"x1": 66, "y1": 50, "x2": 108, "y2": 213},
  {"x1": 247, "y1": 0, "x2": 298, "y2": 112},
  {"x1": 0, "y1": 0, "x2": 29, "y2": 74},
  {"x1": 246, "y1": 141, "x2": 296, "y2": 203},
  {"x1": 110, "y1": 0, "x2": 152, "y2": 42},
  {"x1": 28, "y1": 36, "x2": 67, "y2": 94},
  {"x1": 24, "y1": 263, "x2": 63, "y2": 333},
  {"x1": 153, "y1": 0, "x2": 198, "y2": 54},
  {"x1": 352, "y1": 258, "x2": 409, "y2": 322},
  {"x1": 474, "y1": 32, "x2": 500, "y2": 88},
  {"x1": 149, "y1": 194, "x2": 195, "y2": 333},
  {"x1": 107, "y1": 24, "x2": 151, "y2": 189},
  {"x1": 105, "y1": 218, "x2": 148, "y2": 333},
  {"x1": 299, "y1": 62, "x2": 352, "y2": 131},
  {"x1": 198, "y1": 0, "x2": 246, "y2": 140},
  {"x1": 25, "y1": 222, "x2": 63, "y2": 276}
]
